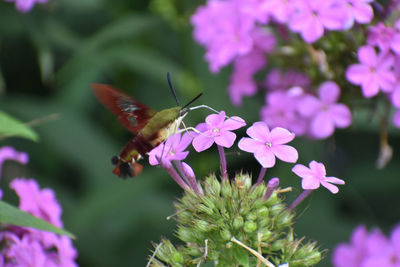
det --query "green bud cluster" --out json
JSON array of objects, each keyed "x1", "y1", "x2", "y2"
[{"x1": 148, "y1": 173, "x2": 321, "y2": 266}]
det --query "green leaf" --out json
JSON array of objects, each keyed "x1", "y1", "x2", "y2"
[
  {"x1": 0, "y1": 111, "x2": 38, "y2": 141},
  {"x1": 0, "y1": 200, "x2": 75, "y2": 239}
]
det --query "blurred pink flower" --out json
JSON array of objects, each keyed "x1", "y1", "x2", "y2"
[
  {"x1": 367, "y1": 23, "x2": 400, "y2": 54},
  {"x1": 261, "y1": 88, "x2": 308, "y2": 136},
  {"x1": 0, "y1": 146, "x2": 28, "y2": 177},
  {"x1": 264, "y1": 69, "x2": 310, "y2": 91},
  {"x1": 333, "y1": 224, "x2": 400, "y2": 267},
  {"x1": 7, "y1": 0, "x2": 48, "y2": 13},
  {"x1": 298, "y1": 81, "x2": 352, "y2": 139},
  {"x1": 191, "y1": 0, "x2": 256, "y2": 73},
  {"x1": 238, "y1": 122, "x2": 298, "y2": 168},
  {"x1": 193, "y1": 111, "x2": 246, "y2": 152},
  {"x1": 261, "y1": 0, "x2": 296, "y2": 23},
  {"x1": 342, "y1": 0, "x2": 374, "y2": 29},
  {"x1": 346, "y1": 46, "x2": 396, "y2": 97},
  {"x1": 288, "y1": 0, "x2": 347, "y2": 43},
  {"x1": 393, "y1": 109, "x2": 400, "y2": 128},
  {"x1": 292, "y1": 161, "x2": 345, "y2": 194}
]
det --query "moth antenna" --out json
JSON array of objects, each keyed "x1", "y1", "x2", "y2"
[
  {"x1": 167, "y1": 72, "x2": 180, "y2": 106},
  {"x1": 179, "y1": 93, "x2": 203, "y2": 116}
]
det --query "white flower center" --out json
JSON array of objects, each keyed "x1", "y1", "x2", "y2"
[{"x1": 265, "y1": 142, "x2": 272, "y2": 148}]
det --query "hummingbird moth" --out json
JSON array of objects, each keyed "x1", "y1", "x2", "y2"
[{"x1": 92, "y1": 74, "x2": 202, "y2": 178}]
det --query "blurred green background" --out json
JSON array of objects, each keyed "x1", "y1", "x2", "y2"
[{"x1": 1, "y1": 0, "x2": 400, "y2": 266}]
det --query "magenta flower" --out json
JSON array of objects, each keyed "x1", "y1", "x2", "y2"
[
  {"x1": 333, "y1": 225, "x2": 400, "y2": 267},
  {"x1": 261, "y1": 0, "x2": 296, "y2": 24},
  {"x1": 288, "y1": 0, "x2": 347, "y2": 43},
  {"x1": 148, "y1": 132, "x2": 192, "y2": 166},
  {"x1": 292, "y1": 161, "x2": 345, "y2": 194},
  {"x1": 192, "y1": 111, "x2": 245, "y2": 152},
  {"x1": 367, "y1": 23, "x2": 400, "y2": 54},
  {"x1": 332, "y1": 225, "x2": 370, "y2": 267},
  {"x1": 238, "y1": 122, "x2": 298, "y2": 168},
  {"x1": 342, "y1": 0, "x2": 374, "y2": 29},
  {"x1": 261, "y1": 88, "x2": 308, "y2": 136},
  {"x1": 264, "y1": 69, "x2": 310, "y2": 91},
  {"x1": 298, "y1": 81, "x2": 352, "y2": 139},
  {"x1": 10, "y1": 178, "x2": 63, "y2": 228},
  {"x1": 191, "y1": 0, "x2": 255, "y2": 73},
  {"x1": 7, "y1": 0, "x2": 48, "y2": 13},
  {"x1": 346, "y1": 46, "x2": 396, "y2": 98}
]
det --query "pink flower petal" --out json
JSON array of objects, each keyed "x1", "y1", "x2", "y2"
[
  {"x1": 325, "y1": 176, "x2": 345, "y2": 185},
  {"x1": 358, "y1": 46, "x2": 377, "y2": 66},
  {"x1": 246, "y1": 121, "x2": 269, "y2": 141},
  {"x1": 297, "y1": 95, "x2": 321, "y2": 117},
  {"x1": 353, "y1": 3, "x2": 373, "y2": 23},
  {"x1": 238, "y1": 137, "x2": 261, "y2": 153},
  {"x1": 309, "y1": 160, "x2": 326, "y2": 176},
  {"x1": 292, "y1": 164, "x2": 313, "y2": 178},
  {"x1": 271, "y1": 145, "x2": 298, "y2": 163},
  {"x1": 311, "y1": 112, "x2": 335, "y2": 139},
  {"x1": 361, "y1": 74, "x2": 379, "y2": 97},
  {"x1": 214, "y1": 130, "x2": 236, "y2": 148},
  {"x1": 320, "y1": 181, "x2": 339, "y2": 193},
  {"x1": 319, "y1": 81, "x2": 340, "y2": 104},
  {"x1": 254, "y1": 148, "x2": 276, "y2": 168},
  {"x1": 269, "y1": 127, "x2": 295, "y2": 144},
  {"x1": 331, "y1": 104, "x2": 352, "y2": 128},
  {"x1": 192, "y1": 134, "x2": 214, "y2": 152},
  {"x1": 301, "y1": 17, "x2": 324, "y2": 43},
  {"x1": 205, "y1": 111, "x2": 226, "y2": 127},
  {"x1": 392, "y1": 87, "x2": 400, "y2": 108},
  {"x1": 346, "y1": 64, "x2": 369, "y2": 84},
  {"x1": 377, "y1": 70, "x2": 396, "y2": 92},
  {"x1": 301, "y1": 177, "x2": 320, "y2": 190},
  {"x1": 393, "y1": 110, "x2": 400, "y2": 128},
  {"x1": 223, "y1": 116, "x2": 246, "y2": 130}
]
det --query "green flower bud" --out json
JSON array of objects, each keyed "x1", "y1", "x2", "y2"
[
  {"x1": 197, "y1": 204, "x2": 214, "y2": 216},
  {"x1": 247, "y1": 211, "x2": 257, "y2": 221},
  {"x1": 221, "y1": 179, "x2": 232, "y2": 197},
  {"x1": 265, "y1": 192, "x2": 278, "y2": 206},
  {"x1": 270, "y1": 204, "x2": 285, "y2": 216},
  {"x1": 172, "y1": 251, "x2": 184, "y2": 264},
  {"x1": 233, "y1": 216, "x2": 244, "y2": 229},
  {"x1": 244, "y1": 220, "x2": 257, "y2": 233},
  {"x1": 257, "y1": 206, "x2": 269, "y2": 217},
  {"x1": 195, "y1": 219, "x2": 211, "y2": 232},
  {"x1": 258, "y1": 229, "x2": 272, "y2": 241},
  {"x1": 220, "y1": 228, "x2": 232, "y2": 241},
  {"x1": 270, "y1": 239, "x2": 285, "y2": 251},
  {"x1": 251, "y1": 185, "x2": 267, "y2": 199}
]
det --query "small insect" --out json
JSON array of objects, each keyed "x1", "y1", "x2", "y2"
[{"x1": 91, "y1": 73, "x2": 203, "y2": 178}]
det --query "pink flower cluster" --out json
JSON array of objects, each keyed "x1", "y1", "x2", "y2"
[
  {"x1": 333, "y1": 224, "x2": 400, "y2": 267},
  {"x1": 0, "y1": 147, "x2": 77, "y2": 267},
  {"x1": 191, "y1": 0, "x2": 369, "y2": 137},
  {"x1": 262, "y1": 74, "x2": 352, "y2": 139},
  {"x1": 149, "y1": 111, "x2": 344, "y2": 200},
  {"x1": 5, "y1": 0, "x2": 49, "y2": 13},
  {"x1": 346, "y1": 19, "x2": 400, "y2": 128}
]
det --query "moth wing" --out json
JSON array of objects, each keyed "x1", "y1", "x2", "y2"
[{"x1": 91, "y1": 84, "x2": 157, "y2": 134}]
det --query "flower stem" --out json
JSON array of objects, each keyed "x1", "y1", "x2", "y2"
[
  {"x1": 256, "y1": 167, "x2": 267, "y2": 185},
  {"x1": 288, "y1": 189, "x2": 313, "y2": 210},
  {"x1": 263, "y1": 177, "x2": 280, "y2": 200},
  {"x1": 217, "y1": 145, "x2": 228, "y2": 180},
  {"x1": 160, "y1": 161, "x2": 190, "y2": 191}
]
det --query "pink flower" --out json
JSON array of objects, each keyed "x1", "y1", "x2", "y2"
[
  {"x1": 148, "y1": 132, "x2": 192, "y2": 166},
  {"x1": 332, "y1": 225, "x2": 369, "y2": 267},
  {"x1": 192, "y1": 111, "x2": 246, "y2": 152},
  {"x1": 342, "y1": 0, "x2": 374, "y2": 29},
  {"x1": 288, "y1": 0, "x2": 347, "y2": 43},
  {"x1": 260, "y1": 88, "x2": 308, "y2": 136},
  {"x1": 191, "y1": 0, "x2": 255, "y2": 73},
  {"x1": 292, "y1": 161, "x2": 345, "y2": 194},
  {"x1": 298, "y1": 81, "x2": 352, "y2": 139},
  {"x1": 7, "y1": 0, "x2": 48, "y2": 13},
  {"x1": 261, "y1": 0, "x2": 297, "y2": 24},
  {"x1": 390, "y1": 56, "x2": 400, "y2": 108},
  {"x1": 264, "y1": 69, "x2": 310, "y2": 91},
  {"x1": 333, "y1": 225, "x2": 400, "y2": 267},
  {"x1": 238, "y1": 122, "x2": 298, "y2": 168},
  {"x1": 367, "y1": 23, "x2": 400, "y2": 54},
  {"x1": 10, "y1": 178, "x2": 63, "y2": 228},
  {"x1": 6, "y1": 235, "x2": 47, "y2": 266},
  {"x1": 346, "y1": 46, "x2": 396, "y2": 98}
]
